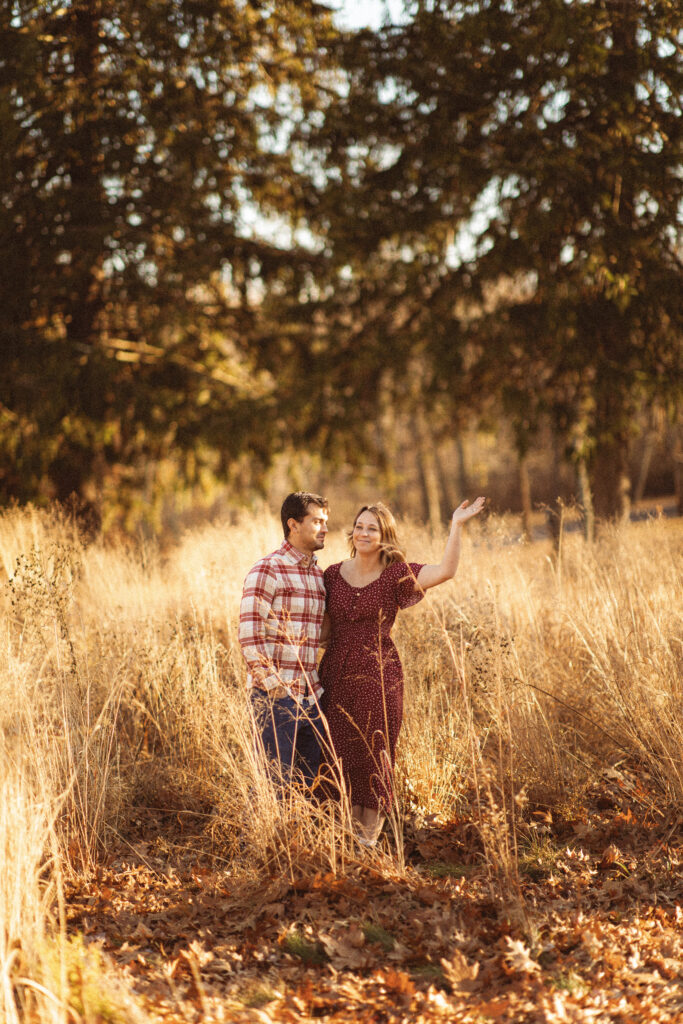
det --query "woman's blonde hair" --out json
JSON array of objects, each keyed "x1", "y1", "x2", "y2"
[{"x1": 348, "y1": 502, "x2": 406, "y2": 567}]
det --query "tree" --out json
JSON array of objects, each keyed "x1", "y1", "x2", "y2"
[
  {"x1": 292, "y1": 0, "x2": 682, "y2": 521},
  {"x1": 0, "y1": 0, "x2": 336, "y2": 506}
]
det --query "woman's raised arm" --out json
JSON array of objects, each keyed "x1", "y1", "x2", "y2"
[{"x1": 416, "y1": 497, "x2": 486, "y2": 591}]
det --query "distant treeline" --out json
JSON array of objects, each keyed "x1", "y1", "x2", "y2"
[{"x1": 2, "y1": 1, "x2": 681, "y2": 535}]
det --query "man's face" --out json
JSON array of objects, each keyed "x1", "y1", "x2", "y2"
[{"x1": 288, "y1": 505, "x2": 329, "y2": 554}]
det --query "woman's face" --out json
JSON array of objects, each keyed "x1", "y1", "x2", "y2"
[{"x1": 353, "y1": 511, "x2": 382, "y2": 556}]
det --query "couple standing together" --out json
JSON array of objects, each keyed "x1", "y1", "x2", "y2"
[{"x1": 238, "y1": 490, "x2": 485, "y2": 846}]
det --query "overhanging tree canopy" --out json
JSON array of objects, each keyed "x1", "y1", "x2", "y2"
[
  {"x1": 291, "y1": 0, "x2": 682, "y2": 518},
  {"x1": 1, "y1": 0, "x2": 336, "y2": 504}
]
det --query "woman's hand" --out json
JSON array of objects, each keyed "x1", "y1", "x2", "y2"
[
  {"x1": 451, "y1": 496, "x2": 486, "y2": 525},
  {"x1": 417, "y1": 496, "x2": 486, "y2": 591}
]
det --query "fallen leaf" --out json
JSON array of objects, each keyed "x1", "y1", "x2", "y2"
[
  {"x1": 425, "y1": 987, "x2": 454, "y2": 1012},
  {"x1": 378, "y1": 967, "x2": 415, "y2": 1003},
  {"x1": 502, "y1": 937, "x2": 541, "y2": 975},
  {"x1": 440, "y1": 950, "x2": 480, "y2": 993},
  {"x1": 318, "y1": 921, "x2": 370, "y2": 969},
  {"x1": 475, "y1": 996, "x2": 511, "y2": 1018},
  {"x1": 186, "y1": 939, "x2": 214, "y2": 967},
  {"x1": 597, "y1": 843, "x2": 622, "y2": 870}
]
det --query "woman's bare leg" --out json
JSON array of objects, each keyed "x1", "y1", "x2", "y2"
[{"x1": 352, "y1": 804, "x2": 385, "y2": 844}]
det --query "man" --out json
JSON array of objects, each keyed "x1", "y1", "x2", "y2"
[{"x1": 239, "y1": 491, "x2": 329, "y2": 792}]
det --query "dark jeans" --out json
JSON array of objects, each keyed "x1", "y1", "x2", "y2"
[{"x1": 249, "y1": 690, "x2": 324, "y2": 793}]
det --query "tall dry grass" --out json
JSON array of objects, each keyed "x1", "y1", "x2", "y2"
[{"x1": 0, "y1": 503, "x2": 681, "y2": 1018}]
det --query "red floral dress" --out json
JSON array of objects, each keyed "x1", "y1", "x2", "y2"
[{"x1": 319, "y1": 561, "x2": 425, "y2": 810}]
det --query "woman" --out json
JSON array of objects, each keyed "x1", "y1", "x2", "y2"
[{"x1": 320, "y1": 497, "x2": 485, "y2": 845}]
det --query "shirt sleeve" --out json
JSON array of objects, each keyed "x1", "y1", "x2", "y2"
[
  {"x1": 394, "y1": 561, "x2": 426, "y2": 609},
  {"x1": 238, "y1": 562, "x2": 282, "y2": 689}
]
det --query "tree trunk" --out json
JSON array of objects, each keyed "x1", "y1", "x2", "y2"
[
  {"x1": 518, "y1": 452, "x2": 532, "y2": 542},
  {"x1": 588, "y1": 2, "x2": 636, "y2": 526},
  {"x1": 634, "y1": 404, "x2": 664, "y2": 505},
  {"x1": 414, "y1": 405, "x2": 443, "y2": 534},
  {"x1": 52, "y1": 2, "x2": 107, "y2": 503},
  {"x1": 673, "y1": 423, "x2": 683, "y2": 517},
  {"x1": 546, "y1": 434, "x2": 564, "y2": 555},
  {"x1": 576, "y1": 456, "x2": 595, "y2": 543},
  {"x1": 374, "y1": 406, "x2": 400, "y2": 509},
  {"x1": 434, "y1": 442, "x2": 458, "y2": 520},
  {"x1": 455, "y1": 434, "x2": 469, "y2": 500},
  {"x1": 633, "y1": 430, "x2": 657, "y2": 505},
  {"x1": 592, "y1": 434, "x2": 631, "y2": 522},
  {"x1": 545, "y1": 499, "x2": 563, "y2": 556},
  {"x1": 67, "y1": 1, "x2": 106, "y2": 349}
]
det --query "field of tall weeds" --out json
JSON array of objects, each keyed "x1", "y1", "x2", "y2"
[{"x1": 1, "y1": 503, "x2": 681, "y2": 1021}]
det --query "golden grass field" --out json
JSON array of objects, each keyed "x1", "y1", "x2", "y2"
[{"x1": 1, "y1": 503, "x2": 681, "y2": 1022}]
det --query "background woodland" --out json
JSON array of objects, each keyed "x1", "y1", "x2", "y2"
[{"x1": 1, "y1": 0, "x2": 681, "y2": 537}]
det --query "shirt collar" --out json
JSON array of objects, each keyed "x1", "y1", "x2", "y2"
[{"x1": 280, "y1": 539, "x2": 317, "y2": 568}]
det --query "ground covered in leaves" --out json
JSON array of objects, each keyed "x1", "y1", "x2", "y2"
[{"x1": 65, "y1": 764, "x2": 682, "y2": 1023}]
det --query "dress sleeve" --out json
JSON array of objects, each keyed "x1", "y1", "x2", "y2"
[
  {"x1": 323, "y1": 563, "x2": 337, "y2": 604},
  {"x1": 394, "y1": 561, "x2": 426, "y2": 609}
]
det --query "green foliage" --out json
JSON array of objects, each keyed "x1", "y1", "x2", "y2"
[
  {"x1": 550, "y1": 970, "x2": 589, "y2": 996},
  {"x1": 281, "y1": 927, "x2": 328, "y2": 965},
  {"x1": 293, "y1": 0, "x2": 683, "y2": 514},
  {"x1": 3, "y1": 1, "x2": 680, "y2": 518},
  {"x1": 237, "y1": 981, "x2": 278, "y2": 1008},
  {"x1": 518, "y1": 834, "x2": 567, "y2": 881},
  {"x1": 362, "y1": 921, "x2": 396, "y2": 951},
  {"x1": 0, "y1": 0, "x2": 337, "y2": 506},
  {"x1": 424, "y1": 860, "x2": 469, "y2": 879}
]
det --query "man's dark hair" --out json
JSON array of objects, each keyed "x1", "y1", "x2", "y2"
[{"x1": 281, "y1": 491, "x2": 328, "y2": 538}]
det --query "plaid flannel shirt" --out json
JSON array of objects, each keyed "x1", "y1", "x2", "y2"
[{"x1": 238, "y1": 540, "x2": 325, "y2": 701}]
